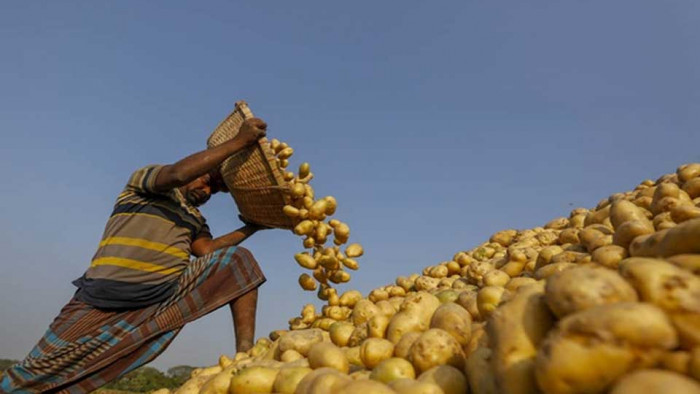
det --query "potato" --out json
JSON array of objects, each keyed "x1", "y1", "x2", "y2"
[
  {"x1": 477, "y1": 286, "x2": 506, "y2": 319},
  {"x1": 347, "y1": 322, "x2": 369, "y2": 347},
  {"x1": 684, "y1": 177, "x2": 700, "y2": 198},
  {"x1": 659, "y1": 351, "x2": 691, "y2": 374},
  {"x1": 281, "y1": 349, "x2": 304, "y2": 363},
  {"x1": 417, "y1": 365, "x2": 468, "y2": 394},
  {"x1": 666, "y1": 254, "x2": 700, "y2": 274},
  {"x1": 466, "y1": 261, "x2": 494, "y2": 286},
  {"x1": 671, "y1": 204, "x2": 700, "y2": 223},
  {"x1": 306, "y1": 371, "x2": 352, "y2": 393},
  {"x1": 466, "y1": 346, "x2": 497, "y2": 394},
  {"x1": 408, "y1": 328, "x2": 465, "y2": 374},
  {"x1": 400, "y1": 292, "x2": 441, "y2": 327},
  {"x1": 483, "y1": 270, "x2": 510, "y2": 287},
  {"x1": 534, "y1": 303, "x2": 678, "y2": 394},
  {"x1": 691, "y1": 347, "x2": 700, "y2": 380},
  {"x1": 591, "y1": 244, "x2": 628, "y2": 269},
  {"x1": 535, "y1": 245, "x2": 565, "y2": 268},
  {"x1": 610, "y1": 200, "x2": 651, "y2": 227},
  {"x1": 456, "y1": 290, "x2": 481, "y2": 321},
  {"x1": 294, "y1": 368, "x2": 348, "y2": 394},
  {"x1": 609, "y1": 369, "x2": 700, "y2": 394},
  {"x1": 229, "y1": 366, "x2": 279, "y2": 394},
  {"x1": 490, "y1": 229, "x2": 517, "y2": 246},
  {"x1": 500, "y1": 261, "x2": 526, "y2": 277},
  {"x1": 376, "y1": 300, "x2": 398, "y2": 318},
  {"x1": 343, "y1": 346, "x2": 363, "y2": 367},
  {"x1": 328, "y1": 322, "x2": 354, "y2": 348},
  {"x1": 368, "y1": 314, "x2": 391, "y2": 339},
  {"x1": 489, "y1": 282, "x2": 553, "y2": 394},
  {"x1": 336, "y1": 379, "x2": 395, "y2": 394},
  {"x1": 200, "y1": 368, "x2": 236, "y2": 394},
  {"x1": 558, "y1": 228, "x2": 580, "y2": 244},
  {"x1": 504, "y1": 277, "x2": 538, "y2": 293},
  {"x1": 429, "y1": 302, "x2": 472, "y2": 346},
  {"x1": 544, "y1": 266, "x2": 638, "y2": 318},
  {"x1": 578, "y1": 227, "x2": 612, "y2": 252},
  {"x1": 393, "y1": 331, "x2": 421, "y2": 359},
  {"x1": 349, "y1": 369, "x2": 371, "y2": 380},
  {"x1": 534, "y1": 262, "x2": 576, "y2": 280},
  {"x1": 620, "y1": 257, "x2": 700, "y2": 348},
  {"x1": 657, "y1": 218, "x2": 700, "y2": 256},
  {"x1": 629, "y1": 228, "x2": 669, "y2": 257},
  {"x1": 299, "y1": 274, "x2": 318, "y2": 291},
  {"x1": 613, "y1": 219, "x2": 655, "y2": 248},
  {"x1": 352, "y1": 299, "x2": 381, "y2": 326},
  {"x1": 308, "y1": 342, "x2": 349, "y2": 373},
  {"x1": 545, "y1": 217, "x2": 569, "y2": 230},
  {"x1": 360, "y1": 338, "x2": 395, "y2": 369},
  {"x1": 389, "y1": 379, "x2": 444, "y2": 394},
  {"x1": 273, "y1": 367, "x2": 312, "y2": 394},
  {"x1": 278, "y1": 329, "x2": 325, "y2": 357},
  {"x1": 414, "y1": 276, "x2": 440, "y2": 292},
  {"x1": 584, "y1": 204, "x2": 611, "y2": 226},
  {"x1": 370, "y1": 358, "x2": 416, "y2": 384}
]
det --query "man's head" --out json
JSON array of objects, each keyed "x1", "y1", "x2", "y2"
[{"x1": 179, "y1": 170, "x2": 228, "y2": 207}]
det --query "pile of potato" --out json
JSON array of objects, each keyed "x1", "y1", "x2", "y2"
[
  {"x1": 163, "y1": 163, "x2": 700, "y2": 394},
  {"x1": 269, "y1": 138, "x2": 364, "y2": 305}
]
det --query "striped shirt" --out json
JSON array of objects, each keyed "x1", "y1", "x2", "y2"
[{"x1": 73, "y1": 165, "x2": 212, "y2": 309}]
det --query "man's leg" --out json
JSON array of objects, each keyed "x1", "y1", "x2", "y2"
[{"x1": 229, "y1": 287, "x2": 258, "y2": 353}]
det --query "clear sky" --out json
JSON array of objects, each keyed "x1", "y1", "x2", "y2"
[{"x1": 1, "y1": 1, "x2": 698, "y2": 371}]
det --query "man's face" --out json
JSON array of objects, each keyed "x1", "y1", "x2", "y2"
[{"x1": 180, "y1": 172, "x2": 228, "y2": 207}]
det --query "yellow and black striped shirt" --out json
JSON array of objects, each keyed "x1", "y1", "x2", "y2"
[{"x1": 73, "y1": 165, "x2": 211, "y2": 309}]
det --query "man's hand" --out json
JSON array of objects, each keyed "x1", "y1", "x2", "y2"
[{"x1": 234, "y1": 118, "x2": 267, "y2": 146}]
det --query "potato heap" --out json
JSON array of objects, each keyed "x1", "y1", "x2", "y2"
[
  {"x1": 269, "y1": 138, "x2": 364, "y2": 302},
  {"x1": 166, "y1": 163, "x2": 700, "y2": 394}
]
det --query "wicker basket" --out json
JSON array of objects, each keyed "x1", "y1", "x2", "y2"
[{"x1": 207, "y1": 101, "x2": 295, "y2": 229}]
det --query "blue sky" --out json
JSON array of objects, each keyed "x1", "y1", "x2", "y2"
[{"x1": 1, "y1": 1, "x2": 698, "y2": 370}]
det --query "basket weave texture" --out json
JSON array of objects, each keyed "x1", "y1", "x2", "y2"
[{"x1": 207, "y1": 101, "x2": 295, "y2": 229}]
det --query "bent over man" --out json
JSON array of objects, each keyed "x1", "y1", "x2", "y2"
[{"x1": 1, "y1": 118, "x2": 270, "y2": 393}]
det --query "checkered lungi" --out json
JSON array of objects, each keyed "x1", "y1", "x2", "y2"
[{"x1": 0, "y1": 246, "x2": 265, "y2": 393}]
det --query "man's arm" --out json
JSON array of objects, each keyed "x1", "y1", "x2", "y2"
[
  {"x1": 152, "y1": 118, "x2": 267, "y2": 192},
  {"x1": 191, "y1": 225, "x2": 260, "y2": 257}
]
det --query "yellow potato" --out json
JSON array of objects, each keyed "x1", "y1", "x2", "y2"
[
  {"x1": 308, "y1": 342, "x2": 349, "y2": 373},
  {"x1": 393, "y1": 331, "x2": 421, "y2": 360},
  {"x1": 298, "y1": 274, "x2": 317, "y2": 291},
  {"x1": 591, "y1": 244, "x2": 628, "y2": 269},
  {"x1": 298, "y1": 162, "x2": 311, "y2": 178},
  {"x1": 429, "y1": 302, "x2": 472, "y2": 346},
  {"x1": 336, "y1": 379, "x2": 395, "y2": 394},
  {"x1": 535, "y1": 303, "x2": 678, "y2": 394},
  {"x1": 345, "y1": 243, "x2": 363, "y2": 258},
  {"x1": 609, "y1": 369, "x2": 700, "y2": 394},
  {"x1": 408, "y1": 328, "x2": 465, "y2": 374},
  {"x1": 228, "y1": 366, "x2": 279, "y2": 394},
  {"x1": 294, "y1": 368, "x2": 347, "y2": 394},
  {"x1": 620, "y1": 257, "x2": 700, "y2": 347},
  {"x1": 278, "y1": 328, "x2": 324, "y2": 357},
  {"x1": 477, "y1": 286, "x2": 506, "y2": 319},
  {"x1": 273, "y1": 367, "x2": 312, "y2": 394},
  {"x1": 544, "y1": 266, "x2": 638, "y2": 318},
  {"x1": 339, "y1": 290, "x2": 363, "y2": 307},
  {"x1": 351, "y1": 299, "x2": 381, "y2": 326},
  {"x1": 416, "y1": 365, "x2": 468, "y2": 394},
  {"x1": 360, "y1": 338, "x2": 395, "y2": 369},
  {"x1": 370, "y1": 358, "x2": 416, "y2": 384},
  {"x1": 489, "y1": 283, "x2": 553, "y2": 394},
  {"x1": 388, "y1": 379, "x2": 444, "y2": 394}
]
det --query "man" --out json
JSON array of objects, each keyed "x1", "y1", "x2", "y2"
[{"x1": 1, "y1": 118, "x2": 270, "y2": 393}]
